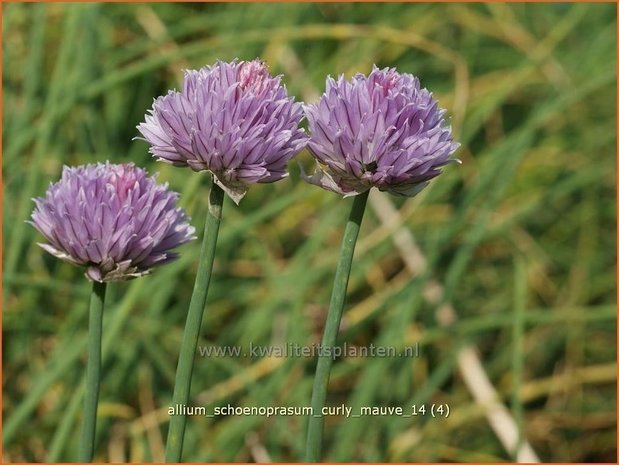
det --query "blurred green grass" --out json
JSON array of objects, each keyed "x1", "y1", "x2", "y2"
[{"x1": 2, "y1": 2, "x2": 616, "y2": 462}]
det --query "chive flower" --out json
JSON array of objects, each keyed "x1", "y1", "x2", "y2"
[
  {"x1": 304, "y1": 65, "x2": 459, "y2": 197},
  {"x1": 137, "y1": 58, "x2": 307, "y2": 460},
  {"x1": 137, "y1": 59, "x2": 307, "y2": 204},
  {"x1": 303, "y1": 66, "x2": 460, "y2": 462},
  {"x1": 30, "y1": 162, "x2": 195, "y2": 282}
]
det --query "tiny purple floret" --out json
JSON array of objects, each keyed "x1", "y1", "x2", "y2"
[
  {"x1": 137, "y1": 59, "x2": 307, "y2": 204},
  {"x1": 304, "y1": 66, "x2": 460, "y2": 197},
  {"x1": 31, "y1": 162, "x2": 196, "y2": 282}
]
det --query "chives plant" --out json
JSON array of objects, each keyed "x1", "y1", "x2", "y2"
[
  {"x1": 303, "y1": 66, "x2": 460, "y2": 461},
  {"x1": 30, "y1": 162, "x2": 195, "y2": 461},
  {"x1": 137, "y1": 59, "x2": 306, "y2": 461}
]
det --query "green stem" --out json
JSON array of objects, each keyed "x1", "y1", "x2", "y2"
[
  {"x1": 305, "y1": 189, "x2": 369, "y2": 462},
  {"x1": 78, "y1": 280, "x2": 106, "y2": 462},
  {"x1": 165, "y1": 180, "x2": 224, "y2": 462}
]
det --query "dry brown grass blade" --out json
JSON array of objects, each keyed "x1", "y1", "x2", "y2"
[{"x1": 368, "y1": 189, "x2": 541, "y2": 463}]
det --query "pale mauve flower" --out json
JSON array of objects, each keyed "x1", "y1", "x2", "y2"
[
  {"x1": 304, "y1": 66, "x2": 459, "y2": 197},
  {"x1": 31, "y1": 162, "x2": 195, "y2": 282},
  {"x1": 137, "y1": 59, "x2": 307, "y2": 204}
]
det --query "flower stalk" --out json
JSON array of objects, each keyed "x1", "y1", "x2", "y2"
[
  {"x1": 78, "y1": 280, "x2": 107, "y2": 462},
  {"x1": 166, "y1": 179, "x2": 225, "y2": 462},
  {"x1": 305, "y1": 189, "x2": 369, "y2": 462}
]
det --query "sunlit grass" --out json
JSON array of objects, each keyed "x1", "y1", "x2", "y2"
[{"x1": 3, "y1": 2, "x2": 616, "y2": 462}]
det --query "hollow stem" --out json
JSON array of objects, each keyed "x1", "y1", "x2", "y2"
[
  {"x1": 165, "y1": 180, "x2": 224, "y2": 462},
  {"x1": 78, "y1": 280, "x2": 107, "y2": 462},
  {"x1": 304, "y1": 189, "x2": 369, "y2": 462}
]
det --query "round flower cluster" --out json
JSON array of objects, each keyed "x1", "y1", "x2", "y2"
[
  {"x1": 31, "y1": 162, "x2": 195, "y2": 282},
  {"x1": 137, "y1": 59, "x2": 307, "y2": 204},
  {"x1": 304, "y1": 66, "x2": 459, "y2": 197}
]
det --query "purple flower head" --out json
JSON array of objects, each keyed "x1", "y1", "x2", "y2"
[
  {"x1": 137, "y1": 59, "x2": 307, "y2": 204},
  {"x1": 30, "y1": 162, "x2": 196, "y2": 282},
  {"x1": 304, "y1": 66, "x2": 460, "y2": 197}
]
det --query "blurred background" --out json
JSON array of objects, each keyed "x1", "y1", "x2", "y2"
[{"x1": 2, "y1": 2, "x2": 616, "y2": 462}]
